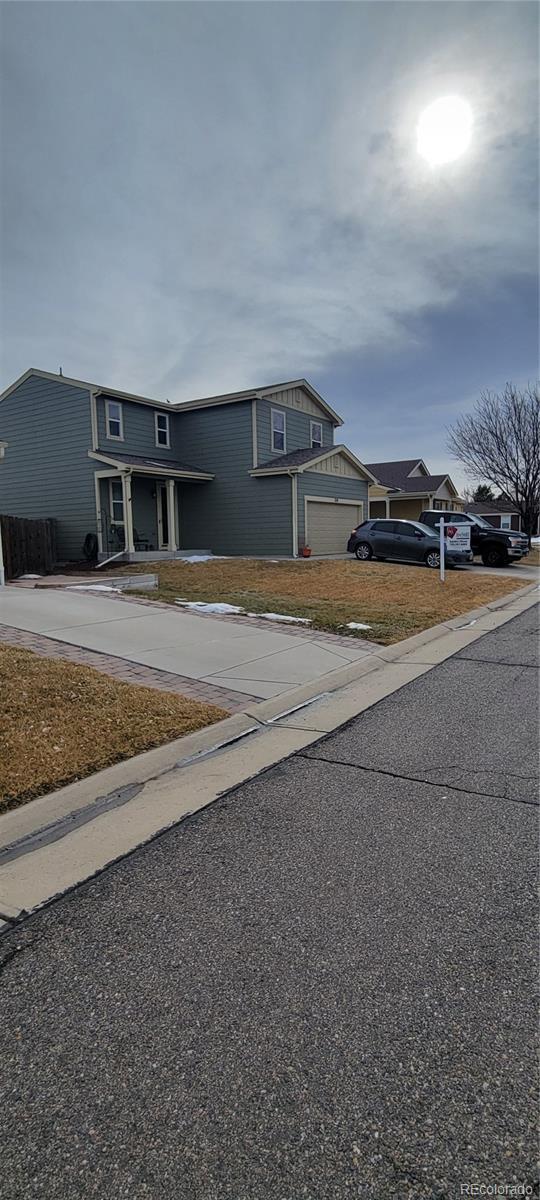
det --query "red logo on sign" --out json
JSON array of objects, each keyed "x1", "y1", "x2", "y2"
[{"x1": 446, "y1": 526, "x2": 458, "y2": 538}]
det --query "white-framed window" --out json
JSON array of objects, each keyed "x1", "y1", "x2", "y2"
[
  {"x1": 155, "y1": 411, "x2": 170, "y2": 448},
  {"x1": 271, "y1": 408, "x2": 286, "y2": 453},
  {"x1": 109, "y1": 477, "x2": 125, "y2": 525},
  {"x1": 310, "y1": 420, "x2": 323, "y2": 450},
  {"x1": 500, "y1": 514, "x2": 512, "y2": 530},
  {"x1": 106, "y1": 400, "x2": 123, "y2": 440}
]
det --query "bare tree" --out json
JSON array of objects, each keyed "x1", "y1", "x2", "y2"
[{"x1": 447, "y1": 383, "x2": 540, "y2": 540}]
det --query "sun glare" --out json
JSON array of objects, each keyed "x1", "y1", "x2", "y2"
[{"x1": 417, "y1": 95, "x2": 473, "y2": 166}]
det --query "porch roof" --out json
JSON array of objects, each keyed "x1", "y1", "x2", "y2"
[
  {"x1": 250, "y1": 444, "x2": 379, "y2": 483},
  {"x1": 89, "y1": 450, "x2": 214, "y2": 480}
]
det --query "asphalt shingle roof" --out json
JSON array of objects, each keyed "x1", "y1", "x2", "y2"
[
  {"x1": 256, "y1": 447, "x2": 326, "y2": 470},
  {"x1": 365, "y1": 460, "x2": 423, "y2": 488},
  {"x1": 97, "y1": 450, "x2": 211, "y2": 476},
  {"x1": 467, "y1": 499, "x2": 519, "y2": 514},
  {"x1": 388, "y1": 473, "x2": 449, "y2": 493}
]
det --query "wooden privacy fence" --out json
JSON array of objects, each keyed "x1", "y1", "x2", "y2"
[{"x1": 0, "y1": 514, "x2": 57, "y2": 580}]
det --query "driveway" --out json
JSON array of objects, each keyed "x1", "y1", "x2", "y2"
[
  {"x1": 0, "y1": 605, "x2": 537, "y2": 1198},
  {"x1": 0, "y1": 587, "x2": 375, "y2": 700}
]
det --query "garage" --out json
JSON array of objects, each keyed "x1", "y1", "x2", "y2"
[{"x1": 305, "y1": 498, "x2": 364, "y2": 555}]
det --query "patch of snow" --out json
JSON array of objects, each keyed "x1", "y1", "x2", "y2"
[
  {"x1": 247, "y1": 612, "x2": 311, "y2": 624},
  {"x1": 345, "y1": 621, "x2": 372, "y2": 631},
  {"x1": 173, "y1": 599, "x2": 311, "y2": 624},
  {"x1": 20, "y1": 573, "x2": 42, "y2": 579},
  {"x1": 179, "y1": 555, "x2": 228, "y2": 563},
  {"x1": 175, "y1": 600, "x2": 245, "y2": 614},
  {"x1": 68, "y1": 584, "x2": 119, "y2": 592}
]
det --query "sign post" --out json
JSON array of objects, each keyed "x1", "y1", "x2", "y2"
[{"x1": 439, "y1": 517, "x2": 445, "y2": 583}]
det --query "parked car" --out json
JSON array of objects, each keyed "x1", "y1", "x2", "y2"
[
  {"x1": 347, "y1": 519, "x2": 474, "y2": 568},
  {"x1": 419, "y1": 510, "x2": 529, "y2": 567}
]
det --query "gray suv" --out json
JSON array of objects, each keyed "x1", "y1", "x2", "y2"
[{"x1": 347, "y1": 518, "x2": 474, "y2": 569}]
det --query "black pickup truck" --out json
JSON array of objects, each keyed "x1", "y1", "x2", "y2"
[{"x1": 419, "y1": 510, "x2": 529, "y2": 568}]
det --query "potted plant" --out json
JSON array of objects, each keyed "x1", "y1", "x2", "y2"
[{"x1": 299, "y1": 544, "x2": 312, "y2": 558}]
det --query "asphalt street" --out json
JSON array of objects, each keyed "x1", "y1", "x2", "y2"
[{"x1": 1, "y1": 606, "x2": 538, "y2": 1200}]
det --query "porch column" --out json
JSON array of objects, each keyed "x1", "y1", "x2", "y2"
[
  {"x1": 166, "y1": 479, "x2": 177, "y2": 552},
  {"x1": 385, "y1": 494, "x2": 390, "y2": 517},
  {"x1": 122, "y1": 471, "x2": 135, "y2": 554}
]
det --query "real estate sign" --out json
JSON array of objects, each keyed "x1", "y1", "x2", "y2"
[{"x1": 444, "y1": 523, "x2": 471, "y2": 552}]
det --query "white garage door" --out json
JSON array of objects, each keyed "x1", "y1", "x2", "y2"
[{"x1": 306, "y1": 500, "x2": 363, "y2": 555}]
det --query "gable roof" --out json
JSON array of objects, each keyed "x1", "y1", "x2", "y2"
[
  {"x1": 0, "y1": 370, "x2": 343, "y2": 425},
  {"x1": 366, "y1": 459, "x2": 427, "y2": 487},
  {"x1": 366, "y1": 459, "x2": 461, "y2": 498},
  {"x1": 467, "y1": 499, "x2": 519, "y2": 514},
  {"x1": 174, "y1": 379, "x2": 343, "y2": 426},
  {"x1": 255, "y1": 447, "x2": 328, "y2": 470},
  {"x1": 250, "y1": 444, "x2": 379, "y2": 482},
  {"x1": 389, "y1": 473, "x2": 454, "y2": 494}
]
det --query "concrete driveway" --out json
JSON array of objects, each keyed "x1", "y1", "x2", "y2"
[{"x1": 0, "y1": 587, "x2": 375, "y2": 700}]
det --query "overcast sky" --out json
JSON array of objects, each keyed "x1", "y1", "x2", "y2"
[{"x1": 1, "y1": 1, "x2": 538, "y2": 487}]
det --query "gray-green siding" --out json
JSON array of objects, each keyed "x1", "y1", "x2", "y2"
[
  {"x1": 0, "y1": 376, "x2": 96, "y2": 559},
  {"x1": 256, "y1": 398, "x2": 333, "y2": 466},
  {"x1": 173, "y1": 402, "x2": 293, "y2": 555},
  {"x1": 297, "y1": 471, "x2": 369, "y2": 546},
  {"x1": 97, "y1": 395, "x2": 180, "y2": 463}
]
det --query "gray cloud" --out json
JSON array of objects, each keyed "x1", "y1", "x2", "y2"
[{"x1": 1, "y1": 1, "x2": 537, "y2": 402}]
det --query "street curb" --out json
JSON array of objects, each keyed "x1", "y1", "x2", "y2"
[{"x1": 0, "y1": 582, "x2": 537, "y2": 923}]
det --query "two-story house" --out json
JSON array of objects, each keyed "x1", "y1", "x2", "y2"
[
  {"x1": 366, "y1": 459, "x2": 464, "y2": 521},
  {"x1": 0, "y1": 369, "x2": 377, "y2": 561}
]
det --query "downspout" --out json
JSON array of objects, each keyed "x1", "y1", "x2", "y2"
[
  {"x1": 95, "y1": 549, "x2": 127, "y2": 570},
  {"x1": 289, "y1": 471, "x2": 299, "y2": 558}
]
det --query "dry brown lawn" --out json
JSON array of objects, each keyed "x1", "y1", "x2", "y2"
[
  {"x1": 0, "y1": 646, "x2": 227, "y2": 813},
  {"x1": 124, "y1": 557, "x2": 529, "y2": 644}
]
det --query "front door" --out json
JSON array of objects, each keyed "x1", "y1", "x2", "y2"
[{"x1": 156, "y1": 483, "x2": 170, "y2": 549}]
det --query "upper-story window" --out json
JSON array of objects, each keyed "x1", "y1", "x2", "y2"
[
  {"x1": 106, "y1": 400, "x2": 123, "y2": 440},
  {"x1": 310, "y1": 420, "x2": 323, "y2": 450},
  {"x1": 271, "y1": 408, "x2": 286, "y2": 453},
  {"x1": 155, "y1": 411, "x2": 170, "y2": 449}
]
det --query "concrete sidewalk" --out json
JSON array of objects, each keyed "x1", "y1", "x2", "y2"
[
  {"x1": 0, "y1": 604, "x2": 537, "y2": 1198},
  {"x1": 0, "y1": 586, "x2": 375, "y2": 700}
]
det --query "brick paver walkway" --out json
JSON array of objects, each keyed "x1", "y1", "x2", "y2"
[{"x1": 0, "y1": 624, "x2": 258, "y2": 712}]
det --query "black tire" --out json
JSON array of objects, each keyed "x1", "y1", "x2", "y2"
[
  {"x1": 354, "y1": 541, "x2": 373, "y2": 561},
  {"x1": 425, "y1": 549, "x2": 441, "y2": 569},
  {"x1": 481, "y1": 545, "x2": 508, "y2": 568}
]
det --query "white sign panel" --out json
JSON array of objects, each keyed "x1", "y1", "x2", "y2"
[{"x1": 444, "y1": 522, "x2": 471, "y2": 553}]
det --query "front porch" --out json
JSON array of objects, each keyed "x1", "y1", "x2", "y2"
[{"x1": 92, "y1": 451, "x2": 214, "y2": 562}]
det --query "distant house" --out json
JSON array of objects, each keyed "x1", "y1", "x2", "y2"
[
  {"x1": 366, "y1": 459, "x2": 464, "y2": 521},
  {"x1": 466, "y1": 498, "x2": 523, "y2": 532},
  {"x1": 0, "y1": 369, "x2": 378, "y2": 562}
]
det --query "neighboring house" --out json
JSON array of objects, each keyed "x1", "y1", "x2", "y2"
[
  {"x1": 466, "y1": 499, "x2": 523, "y2": 532},
  {"x1": 0, "y1": 369, "x2": 377, "y2": 561},
  {"x1": 366, "y1": 459, "x2": 464, "y2": 520}
]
